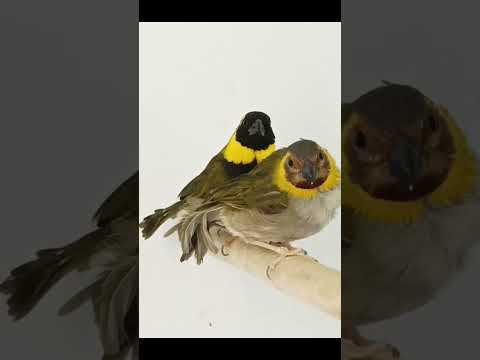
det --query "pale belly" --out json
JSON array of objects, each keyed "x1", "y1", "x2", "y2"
[
  {"x1": 343, "y1": 190, "x2": 480, "y2": 325},
  {"x1": 220, "y1": 186, "x2": 340, "y2": 244}
]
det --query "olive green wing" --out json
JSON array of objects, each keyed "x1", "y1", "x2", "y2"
[
  {"x1": 177, "y1": 153, "x2": 226, "y2": 200},
  {"x1": 199, "y1": 148, "x2": 290, "y2": 214},
  {"x1": 176, "y1": 149, "x2": 288, "y2": 263}
]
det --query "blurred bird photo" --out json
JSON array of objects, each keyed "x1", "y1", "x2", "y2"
[
  {"x1": 0, "y1": 173, "x2": 139, "y2": 360},
  {"x1": 341, "y1": 82, "x2": 479, "y2": 359}
]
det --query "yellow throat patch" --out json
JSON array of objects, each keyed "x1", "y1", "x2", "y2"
[
  {"x1": 342, "y1": 104, "x2": 478, "y2": 223},
  {"x1": 223, "y1": 134, "x2": 275, "y2": 165},
  {"x1": 274, "y1": 148, "x2": 341, "y2": 200}
]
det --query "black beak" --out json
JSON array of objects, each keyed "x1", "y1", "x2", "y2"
[
  {"x1": 390, "y1": 143, "x2": 423, "y2": 186},
  {"x1": 247, "y1": 119, "x2": 266, "y2": 136},
  {"x1": 303, "y1": 162, "x2": 318, "y2": 184}
]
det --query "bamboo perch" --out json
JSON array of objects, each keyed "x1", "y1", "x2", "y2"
[{"x1": 210, "y1": 229, "x2": 341, "y2": 320}]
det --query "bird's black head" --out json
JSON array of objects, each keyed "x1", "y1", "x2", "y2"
[{"x1": 236, "y1": 111, "x2": 275, "y2": 150}]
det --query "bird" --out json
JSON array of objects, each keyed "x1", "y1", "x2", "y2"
[
  {"x1": 0, "y1": 171, "x2": 139, "y2": 360},
  {"x1": 140, "y1": 111, "x2": 276, "y2": 264},
  {"x1": 165, "y1": 139, "x2": 341, "y2": 271},
  {"x1": 341, "y1": 82, "x2": 479, "y2": 359}
]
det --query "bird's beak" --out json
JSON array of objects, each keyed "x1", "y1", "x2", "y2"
[
  {"x1": 259, "y1": 125, "x2": 265, "y2": 136},
  {"x1": 389, "y1": 143, "x2": 423, "y2": 190},
  {"x1": 248, "y1": 119, "x2": 266, "y2": 136},
  {"x1": 303, "y1": 162, "x2": 319, "y2": 184}
]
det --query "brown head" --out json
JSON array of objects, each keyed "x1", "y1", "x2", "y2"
[
  {"x1": 284, "y1": 139, "x2": 331, "y2": 189},
  {"x1": 343, "y1": 83, "x2": 454, "y2": 201}
]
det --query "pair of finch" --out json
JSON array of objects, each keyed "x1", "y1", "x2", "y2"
[{"x1": 141, "y1": 111, "x2": 341, "y2": 266}]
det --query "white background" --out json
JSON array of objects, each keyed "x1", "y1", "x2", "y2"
[{"x1": 140, "y1": 22, "x2": 341, "y2": 338}]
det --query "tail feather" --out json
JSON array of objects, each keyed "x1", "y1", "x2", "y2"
[
  {"x1": 58, "y1": 278, "x2": 103, "y2": 316},
  {"x1": 180, "y1": 233, "x2": 200, "y2": 264},
  {"x1": 59, "y1": 244, "x2": 138, "y2": 360},
  {"x1": 140, "y1": 201, "x2": 183, "y2": 239},
  {"x1": 177, "y1": 211, "x2": 217, "y2": 265},
  {"x1": 195, "y1": 233, "x2": 208, "y2": 265},
  {"x1": 141, "y1": 200, "x2": 218, "y2": 265},
  {"x1": 164, "y1": 223, "x2": 179, "y2": 238},
  {"x1": 0, "y1": 229, "x2": 105, "y2": 321},
  {"x1": 0, "y1": 247, "x2": 71, "y2": 320}
]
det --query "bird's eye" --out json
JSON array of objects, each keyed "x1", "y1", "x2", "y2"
[
  {"x1": 288, "y1": 159, "x2": 294, "y2": 167},
  {"x1": 354, "y1": 130, "x2": 367, "y2": 149},
  {"x1": 318, "y1": 151, "x2": 324, "y2": 161}
]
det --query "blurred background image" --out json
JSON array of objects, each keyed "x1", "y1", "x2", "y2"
[
  {"x1": 0, "y1": 1, "x2": 138, "y2": 359},
  {"x1": 342, "y1": 1, "x2": 480, "y2": 358}
]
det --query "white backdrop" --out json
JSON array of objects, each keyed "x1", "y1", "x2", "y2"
[{"x1": 140, "y1": 22, "x2": 341, "y2": 338}]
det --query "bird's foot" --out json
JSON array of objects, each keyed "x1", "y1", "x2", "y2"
[
  {"x1": 342, "y1": 338, "x2": 400, "y2": 360},
  {"x1": 208, "y1": 224, "x2": 232, "y2": 256},
  {"x1": 220, "y1": 236, "x2": 235, "y2": 256},
  {"x1": 271, "y1": 241, "x2": 308, "y2": 255},
  {"x1": 265, "y1": 243, "x2": 307, "y2": 280}
]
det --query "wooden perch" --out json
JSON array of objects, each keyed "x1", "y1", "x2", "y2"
[{"x1": 210, "y1": 230, "x2": 341, "y2": 320}]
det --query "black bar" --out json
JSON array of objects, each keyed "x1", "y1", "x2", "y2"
[
  {"x1": 140, "y1": 338, "x2": 341, "y2": 357},
  {"x1": 139, "y1": 2, "x2": 341, "y2": 22}
]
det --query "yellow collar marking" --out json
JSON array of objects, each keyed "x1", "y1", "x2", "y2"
[
  {"x1": 342, "y1": 105, "x2": 478, "y2": 223},
  {"x1": 274, "y1": 148, "x2": 341, "y2": 200},
  {"x1": 255, "y1": 143, "x2": 276, "y2": 163},
  {"x1": 223, "y1": 134, "x2": 275, "y2": 165}
]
